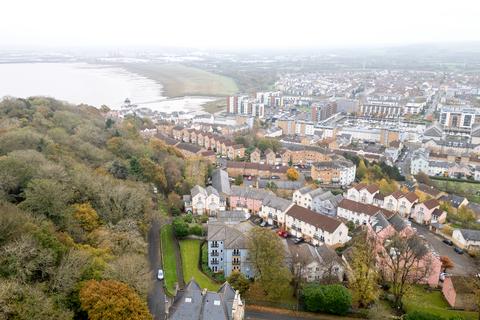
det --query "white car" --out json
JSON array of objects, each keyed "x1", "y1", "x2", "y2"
[{"x1": 157, "y1": 269, "x2": 164, "y2": 280}]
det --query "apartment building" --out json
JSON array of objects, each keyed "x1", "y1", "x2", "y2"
[{"x1": 207, "y1": 220, "x2": 254, "y2": 278}]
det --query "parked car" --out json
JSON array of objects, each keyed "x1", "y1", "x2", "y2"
[
  {"x1": 443, "y1": 239, "x2": 453, "y2": 246},
  {"x1": 270, "y1": 175, "x2": 280, "y2": 180},
  {"x1": 293, "y1": 237, "x2": 304, "y2": 244},
  {"x1": 157, "y1": 269, "x2": 164, "y2": 280},
  {"x1": 439, "y1": 272, "x2": 450, "y2": 282},
  {"x1": 260, "y1": 221, "x2": 267, "y2": 227},
  {"x1": 454, "y1": 247, "x2": 464, "y2": 254}
]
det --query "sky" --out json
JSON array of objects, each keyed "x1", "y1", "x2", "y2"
[{"x1": 1, "y1": 0, "x2": 480, "y2": 49}]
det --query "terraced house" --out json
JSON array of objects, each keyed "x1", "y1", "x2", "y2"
[{"x1": 285, "y1": 205, "x2": 349, "y2": 246}]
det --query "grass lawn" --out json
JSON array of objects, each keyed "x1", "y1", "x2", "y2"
[
  {"x1": 179, "y1": 239, "x2": 220, "y2": 291},
  {"x1": 245, "y1": 282, "x2": 298, "y2": 310},
  {"x1": 160, "y1": 225, "x2": 178, "y2": 295},
  {"x1": 202, "y1": 98, "x2": 227, "y2": 114},
  {"x1": 119, "y1": 63, "x2": 238, "y2": 97},
  {"x1": 430, "y1": 179, "x2": 480, "y2": 203},
  {"x1": 403, "y1": 286, "x2": 477, "y2": 320}
]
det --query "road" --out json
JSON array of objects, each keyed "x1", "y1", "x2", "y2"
[
  {"x1": 245, "y1": 310, "x2": 359, "y2": 320},
  {"x1": 147, "y1": 218, "x2": 166, "y2": 320},
  {"x1": 414, "y1": 223, "x2": 477, "y2": 275}
]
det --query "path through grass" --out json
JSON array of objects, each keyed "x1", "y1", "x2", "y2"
[{"x1": 179, "y1": 239, "x2": 220, "y2": 291}]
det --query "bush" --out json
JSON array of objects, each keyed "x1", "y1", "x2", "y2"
[
  {"x1": 189, "y1": 224, "x2": 203, "y2": 236},
  {"x1": 404, "y1": 311, "x2": 465, "y2": 320},
  {"x1": 302, "y1": 284, "x2": 352, "y2": 315},
  {"x1": 184, "y1": 213, "x2": 193, "y2": 223},
  {"x1": 172, "y1": 217, "x2": 189, "y2": 238}
]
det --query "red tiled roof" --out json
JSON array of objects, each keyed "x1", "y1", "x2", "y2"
[
  {"x1": 338, "y1": 198, "x2": 395, "y2": 218},
  {"x1": 286, "y1": 205, "x2": 342, "y2": 233},
  {"x1": 404, "y1": 192, "x2": 419, "y2": 203},
  {"x1": 422, "y1": 198, "x2": 440, "y2": 210}
]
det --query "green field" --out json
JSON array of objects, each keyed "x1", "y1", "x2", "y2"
[
  {"x1": 160, "y1": 225, "x2": 178, "y2": 295},
  {"x1": 430, "y1": 178, "x2": 480, "y2": 203},
  {"x1": 403, "y1": 286, "x2": 477, "y2": 320},
  {"x1": 179, "y1": 239, "x2": 220, "y2": 291},
  {"x1": 202, "y1": 98, "x2": 227, "y2": 114},
  {"x1": 120, "y1": 63, "x2": 238, "y2": 98}
]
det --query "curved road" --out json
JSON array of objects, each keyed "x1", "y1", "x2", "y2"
[{"x1": 147, "y1": 218, "x2": 166, "y2": 320}]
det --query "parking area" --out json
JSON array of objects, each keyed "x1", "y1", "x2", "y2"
[{"x1": 414, "y1": 223, "x2": 477, "y2": 275}]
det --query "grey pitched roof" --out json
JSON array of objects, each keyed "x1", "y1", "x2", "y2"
[
  {"x1": 459, "y1": 229, "x2": 480, "y2": 241},
  {"x1": 207, "y1": 221, "x2": 254, "y2": 249},
  {"x1": 170, "y1": 280, "x2": 239, "y2": 320},
  {"x1": 371, "y1": 212, "x2": 390, "y2": 232},
  {"x1": 424, "y1": 123, "x2": 443, "y2": 138},
  {"x1": 192, "y1": 185, "x2": 207, "y2": 197},
  {"x1": 296, "y1": 186, "x2": 314, "y2": 195},
  {"x1": 206, "y1": 186, "x2": 219, "y2": 197},
  {"x1": 388, "y1": 214, "x2": 408, "y2": 232},
  {"x1": 262, "y1": 195, "x2": 292, "y2": 211},
  {"x1": 230, "y1": 186, "x2": 274, "y2": 200},
  {"x1": 439, "y1": 194, "x2": 468, "y2": 209},
  {"x1": 212, "y1": 169, "x2": 231, "y2": 196}
]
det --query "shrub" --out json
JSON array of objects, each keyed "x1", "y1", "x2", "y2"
[
  {"x1": 302, "y1": 284, "x2": 351, "y2": 315},
  {"x1": 172, "y1": 217, "x2": 189, "y2": 238},
  {"x1": 189, "y1": 224, "x2": 203, "y2": 236}
]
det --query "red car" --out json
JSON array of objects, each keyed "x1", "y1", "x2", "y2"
[{"x1": 277, "y1": 230, "x2": 288, "y2": 238}]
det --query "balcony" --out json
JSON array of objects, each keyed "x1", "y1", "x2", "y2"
[
  {"x1": 232, "y1": 251, "x2": 241, "y2": 256},
  {"x1": 232, "y1": 259, "x2": 241, "y2": 265},
  {"x1": 313, "y1": 234, "x2": 325, "y2": 242},
  {"x1": 210, "y1": 260, "x2": 219, "y2": 265},
  {"x1": 210, "y1": 251, "x2": 219, "y2": 256}
]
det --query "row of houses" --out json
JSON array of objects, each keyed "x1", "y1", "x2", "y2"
[
  {"x1": 343, "y1": 183, "x2": 447, "y2": 225},
  {"x1": 171, "y1": 126, "x2": 246, "y2": 159}
]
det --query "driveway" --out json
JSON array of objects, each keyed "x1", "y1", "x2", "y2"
[
  {"x1": 147, "y1": 218, "x2": 167, "y2": 320},
  {"x1": 414, "y1": 223, "x2": 477, "y2": 275}
]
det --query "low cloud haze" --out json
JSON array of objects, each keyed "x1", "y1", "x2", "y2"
[{"x1": 1, "y1": 0, "x2": 480, "y2": 49}]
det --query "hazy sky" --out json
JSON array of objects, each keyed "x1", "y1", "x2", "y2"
[{"x1": 1, "y1": 0, "x2": 480, "y2": 49}]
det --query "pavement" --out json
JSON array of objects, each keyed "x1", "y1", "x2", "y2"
[
  {"x1": 147, "y1": 218, "x2": 167, "y2": 320},
  {"x1": 413, "y1": 223, "x2": 477, "y2": 275}
]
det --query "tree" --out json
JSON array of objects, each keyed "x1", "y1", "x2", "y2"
[
  {"x1": 356, "y1": 159, "x2": 367, "y2": 180},
  {"x1": 286, "y1": 168, "x2": 299, "y2": 181},
  {"x1": 440, "y1": 256, "x2": 454, "y2": 273},
  {"x1": 378, "y1": 178, "x2": 397, "y2": 195},
  {"x1": 247, "y1": 227, "x2": 292, "y2": 299},
  {"x1": 265, "y1": 181, "x2": 278, "y2": 191},
  {"x1": 415, "y1": 172, "x2": 431, "y2": 185},
  {"x1": 226, "y1": 271, "x2": 250, "y2": 296},
  {"x1": 167, "y1": 192, "x2": 183, "y2": 214},
  {"x1": 234, "y1": 174, "x2": 243, "y2": 186},
  {"x1": 347, "y1": 232, "x2": 380, "y2": 308},
  {"x1": 379, "y1": 234, "x2": 432, "y2": 309},
  {"x1": 19, "y1": 178, "x2": 72, "y2": 225},
  {"x1": 302, "y1": 284, "x2": 352, "y2": 315},
  {"x1": 0, "y1": 280, "x2": 73, "y2": 320},
  {"x1": 72, "y1": 203, "x2": 100, "y2": 232},
  {"x1": 79, "y1": 280, "x2": 151, "y2": 320}
]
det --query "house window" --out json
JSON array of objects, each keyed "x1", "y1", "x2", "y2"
[{"x1": 212, "y1": 241, "x2": 218, "y2": 248}]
